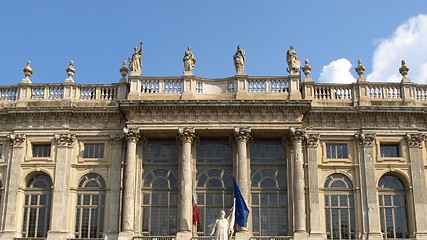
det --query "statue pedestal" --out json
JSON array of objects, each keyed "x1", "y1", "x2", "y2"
[
  {"x1": 176, "y1": 231, "x2": 192, "y2": 240},
  {"x1": 235, "y1": 231, "x2": 252, "y2": 240},
  {"x1": 118, "y1": 231, "x2": 134, "y2": 240},
  {"x1": 293, "y1": 231, "x2": 309, "y2": 240},
  {"x1": 183, "y1": 70, "x2": 193, "y2": 76}
]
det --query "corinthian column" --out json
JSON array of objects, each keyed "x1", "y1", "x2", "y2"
[
  {"x1": 47, "y1": 134, "x2": 76, "y2": 240},
  {"x1": 119, "y1": 128, "x2": 140, "y2": 239},
  {"x1": 177, "y1": 128, "x2": 195, "y2": 239},
  {"x1": 405, "y1": 133, "x2": 427, "y2": 239},
  {"x1": 290, "y1": 128, "x2": 307, "y2": 239},
  {"x1": 354, "y1": 132, "x2": 382, "y2": 240},
  {"x1": 2, "y1": 134, "x2": 26, "y2": 239},
  {"x1": 233, "y1": 127, "x2": 252, "y2": 233}
]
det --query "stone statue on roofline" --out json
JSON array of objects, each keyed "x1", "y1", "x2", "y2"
[
  {"x1": 233, "y1": 44, "x2": 246, "y2": 75},
  {"x1": 129, "y1": 42, "x2": 143, "y2": 75},
  {"x1": 286, "y1": 45, "x2": 301, "y2": 75},
  {"x1": 183, "y1": 46, "x2": 196, "y2": 75}
]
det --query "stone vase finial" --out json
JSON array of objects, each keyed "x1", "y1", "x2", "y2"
[
  {"x1": 302, "y1": 59, "x2": 312, "y2": 82},
  {"x1": 65, "y1": 61, "x2": 76, "y2": 83},
  {"x1": 120, "y1": 60, "x2": 129, "y2": 78},
  {"x1": 21, "y1": 61, "x2": 33, "y2": 83},
  {"x1": 355, "y1": 59, "x2": 366, "y2": 82},
  {"x1": 399, "y1": 60, "x2": 411, "y2": 83}
]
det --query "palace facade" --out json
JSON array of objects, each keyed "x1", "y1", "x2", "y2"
[{"x1": 0, "y1": 58, "x2": 427, "y2": 240}]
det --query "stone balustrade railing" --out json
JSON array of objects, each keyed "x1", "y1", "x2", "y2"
[{"x1": 2, "y1": 75, "x2": 427, "y2": 107}]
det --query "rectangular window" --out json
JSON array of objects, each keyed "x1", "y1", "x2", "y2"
[
  {"x1": 326, "y1": 144, "x2": 348, "y2": 158},
  {"x1": 83, "y1": 143, "x2": 104, "y2": 158},
  {"x1": 380, "y1": 144, "x2": 399, "y2": 157},
  {"x1": 32, "y1": 144, "x2": 51, "y2": 158}
]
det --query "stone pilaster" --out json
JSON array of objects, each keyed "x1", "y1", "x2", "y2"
[
  {"x1": 354, "y1": 132, "x2": 382, "y2": 240},
  {"x1": 47, "y1": 134, "x2": 76, "y2": 240},
  {"x1": 119, "y1": 129, "x2": 140, "y2": 240},
  {"x1": 233, "y1": 127, "x2": 252, "y2": 238},
  {"x1": 406, "y1": 133, "x2": 427, "y2": 239},
  {"x1": 290, "y1": 128, "x2": 308, "y2": 239},
  {"x1": 105, "y1": 135, "x2": 124, "y2": 240},
  {"x1": 176, "y1": 128, "x2": 196, "y2": 240},
  {"x1": 305, "y1": 134, "x2": 323, "y2": 239},
  {"x1": 2, "y1": 134, "x2": 26, "y2": 239}
]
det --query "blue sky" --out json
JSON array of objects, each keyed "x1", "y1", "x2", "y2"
[{"x1": 1, "y1": 1, "x2": 427, "y2": 85}]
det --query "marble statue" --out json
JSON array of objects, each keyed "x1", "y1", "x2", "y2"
[
  {"x1": 129, "y1": 42, "x2": 143, "y2": 73},
  {"x1": 233, "y1": 45, "x2": 245, "y2": 74},
  {"x1": 210, "y1": 210, "x2": 230, "y2": 240},
  {"x1": 286, "y1": 45, "x2": 301, "y2": 75},
  {"x1": 183, "y1": 46, "x2": 196, "y2": 72}
]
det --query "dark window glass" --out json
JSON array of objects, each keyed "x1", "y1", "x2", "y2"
[
  {"x1": 83, "y1": 143, "x2": 104, "y2": 158},
  {"x1": 380, "y1": 144, "x2": 399, "y2": 157},
  {"x1": 32, "y1": 144, "x2": 51, "y2": 157},
  {"x1": 326, "y1": 144, "x2": 348, "y2": 159}
]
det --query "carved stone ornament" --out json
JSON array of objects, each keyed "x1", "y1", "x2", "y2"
[
  {"x1": 123, "y1": 128, "x2": 140, "y2": 142},
  {"x1": 290, "y1": 127, "x2": 306, "y2": 141},
  {"x1": 23, "y1": 61, "x2": 33, "y2": 78},
  {"x1": 405, "y1": 133, "x2": 424, "y2": 148},
  {"x1": 399, "y1": 60, "x2": 409, "y2": 78},
  {"x1": 177, "y1": 127, "x2": 196, "y2": 143},
  {"x1": 233, "y1": 127, "x2": 251, "y2": 142},
  {"x1": 66, "y1": 61, "x2": 76, "y2": 78},
  {"x1": 55, "y1": 134, "x2": 76, "y2": 147},
  {"x1": 354, "y1": 132, "x2": 376, "y2": 147},
  {"x1": 110, "y1": 135, "x2": 124, "y2": 145},
  {"x1": 306, "y1": 134, "x2": 319, "y2": 147},
  {"x1": 8, "y1": 134, "x2": 26, "y2": 147},
  {"x1": 120, "y1": 60, "x2": 129, "y2": 78},
  {"x1": 302, "y1": 59, "x2": 312, "y2": 78},
  {"x1": 355, "y1": 59, "x2": 366, "y2": 78}
]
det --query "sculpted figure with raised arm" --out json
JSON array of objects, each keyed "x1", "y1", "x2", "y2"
[{"x1": 129, "y1": 42, "x2": 143, "y2": 73}]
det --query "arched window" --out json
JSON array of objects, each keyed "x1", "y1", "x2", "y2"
[
  {"x1": 324, "y1": 173, "x2": 355, "y2": 239},
  {"x1": 142, "y1": 140, "x2": 178, "y2": 235},
  {"x1": 22, "y1": 173, "x2": 52, "y2": 238},
  {"x1": 75, "y1": 173, "x2": 106, "y2": 239},
  {"x1": 378, "y1": 174, "x2": 409, "y2": 239},
  {"x1": 251, "y1": 140, "x2": 287, "y2": 236},
  {"x1": 196, "y1": 141, "x2": 233, "y2": 235}
]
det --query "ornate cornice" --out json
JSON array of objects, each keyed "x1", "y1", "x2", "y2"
[
  {"x1": 306, "y1": 134, "x2": 319, "y2": 148},
  {"x1": 405, "y1": 133, "x2": 424, "y2": 148},
  {"x1": 354, "y1": 132, "x2": 376, "y2": 147},
  {"x1": 233, "y1": 127, "x2": 252, "y2": 142},
  {"x1": 8, "y1": 134, "x2": 26, "y2": 147},
  {"x1": 124, "y1": 128, "x2": 140, "y2": 143},
  {"x1": 177, "y1": 127, "x2": 196, "y2": 144},
  {"x1": 55, "y1": 134, "x2": 76, "y2": 147}
]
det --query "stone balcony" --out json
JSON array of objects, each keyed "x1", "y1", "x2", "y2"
[{"x1": 1, "y1": 74, "x2": 427, "y2": 108}]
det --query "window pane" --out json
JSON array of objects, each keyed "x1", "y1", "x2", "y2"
[
  {"x1": 83, "y1": 143, "x2": 105, "y2": 158},
  {"x1": 326, "y1": 144, "x2": 348, "y2": 159},
  {"x1": 32, "y1": 144, "x2": 51, "y2": 157},
  {"x1": 380, "y1": 144, "x2": 399, "y2": 157}
]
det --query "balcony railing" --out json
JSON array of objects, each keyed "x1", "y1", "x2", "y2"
[
  {"x1": 133, "y1": 236, "x2": 176, "y2": 240},
  {"x1": 0, "y1": 86, "x2": 17, "y2": 101},
  {"x1": 313, "y1": 84, "x2": 353, "y2": 100}
]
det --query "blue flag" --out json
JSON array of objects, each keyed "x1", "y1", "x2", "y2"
[{"x1": 233, "y1": 177, "x2": 250, "y2": 227}]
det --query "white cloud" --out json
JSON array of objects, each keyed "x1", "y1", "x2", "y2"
[
  {"x1": 319, "y1": 58, "x2": 357, "y2": 83},
  {"x1": 367, "y1": 14, "x2": 427, "y2": 83}
]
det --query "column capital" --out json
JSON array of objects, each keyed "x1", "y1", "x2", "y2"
[
  {"x1": 290, "y1": 127, "x2": 306, "y2": 141},
  {"x1": 405, "y1": 133, "x2": 425, "y2": 148},
  {"x1": 124, "y1": 128, "x2": 140, "y2": 143},
  {"x1": 306, "y1": 134, "x2": 319, "y2": 148},
  {"x1": 177, "y1": 127, "x2": 196, "y2": 143},
  {"x1": 354, "y1": 132, "x2": 376, "y2": 147},
  {"x1": 110, "y1": 134, "x2": 124, "y2": 145},
  {"x1": 55, "y1": 133, "x2": 76, "y2": 147},
  {"x1": 8, "y1": 134, "x2": 26, "y2": 147},
  {"x1": 233, "y1": 127, "x2": 251, "y2": 142}
]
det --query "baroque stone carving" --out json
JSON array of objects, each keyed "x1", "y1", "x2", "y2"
[
  {"x1": 286, "y1": 45, "x2": 301, "y2": 75},
  {"x1": 306, "y1": 134, "x2": 319, "y2": 147},
  {"x1": 23, "y1": 61, "x2": 33, "y2": 78},
  {"x1": 124, "y1": 128, "x2": 140, "y2": 142},
  {"x1": 233, "y1": 44, "x2": 246, "y2": 75},
  {"x1": 110, "y1": 135, "x2": 124, "y2": 145},
  {"x1": 177, "y1": 127, "x2": 196, "y2": 143},
  {"x1": 55, "y1": 134, "x2": 76, "y2": 147},
  {"x1": 290, "y1": 127, "x2": 306, "y2": 141},
  {"x1": 405, "y1": 133, "x2": 424, "y2": 148},
  {"x1": 129, "y1": 42, "x2": 143, "y2": 74},
  {"x1": 354, "y1": 132, "x2": 376, "y2": 147},
  {"x1": 233, "y1": 127, "x2": 251, "y2": 142},
  {"x1": 8, "y1": 134, "x2": 26, "y2": 147},
  {"x1": 183, "y1": 47, "x2": 196, "y2": 73}
]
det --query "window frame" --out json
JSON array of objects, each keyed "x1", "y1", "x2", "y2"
[
  {"x1": 377, "y1": 140, "x2": 405, "y2": 162},
  {"x1": 322, "y1": 141, "x2": 352, "y2": 163},
  {"x1": 31, "y1": 143, "x2": 52, "y2": 158}
]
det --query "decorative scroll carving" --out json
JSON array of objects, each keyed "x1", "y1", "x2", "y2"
[
  {"x1": 290, "y1": 127, "x2": 306, "y2": 141},
  {"x1": 110, "y1": 135, "x2": 124, "y2": 146},
  {"x1": 354, "y1": 132, "x2": 376, "y2": 147},
  {"x1": 177, "y1": 127, "x2": 196, "y2": 143},
  {"x1": 8, "y1": 134, "x2": 26, "y2": 147},
  {"x1": 306, "y1": 134, "x2": 319, "y2": 148},
  {"x1": 233, "y1": 127, "x2": 251, "y2": 142},
  {"x1": 405, "y1": 133, "x2": 424, "y2": 148},
  {"x1": 124, "y1": 128, "x2": 140, "y2": 143},
  {"x1": 55, "y1": 134, "x2": 76, "y2": 147}
]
